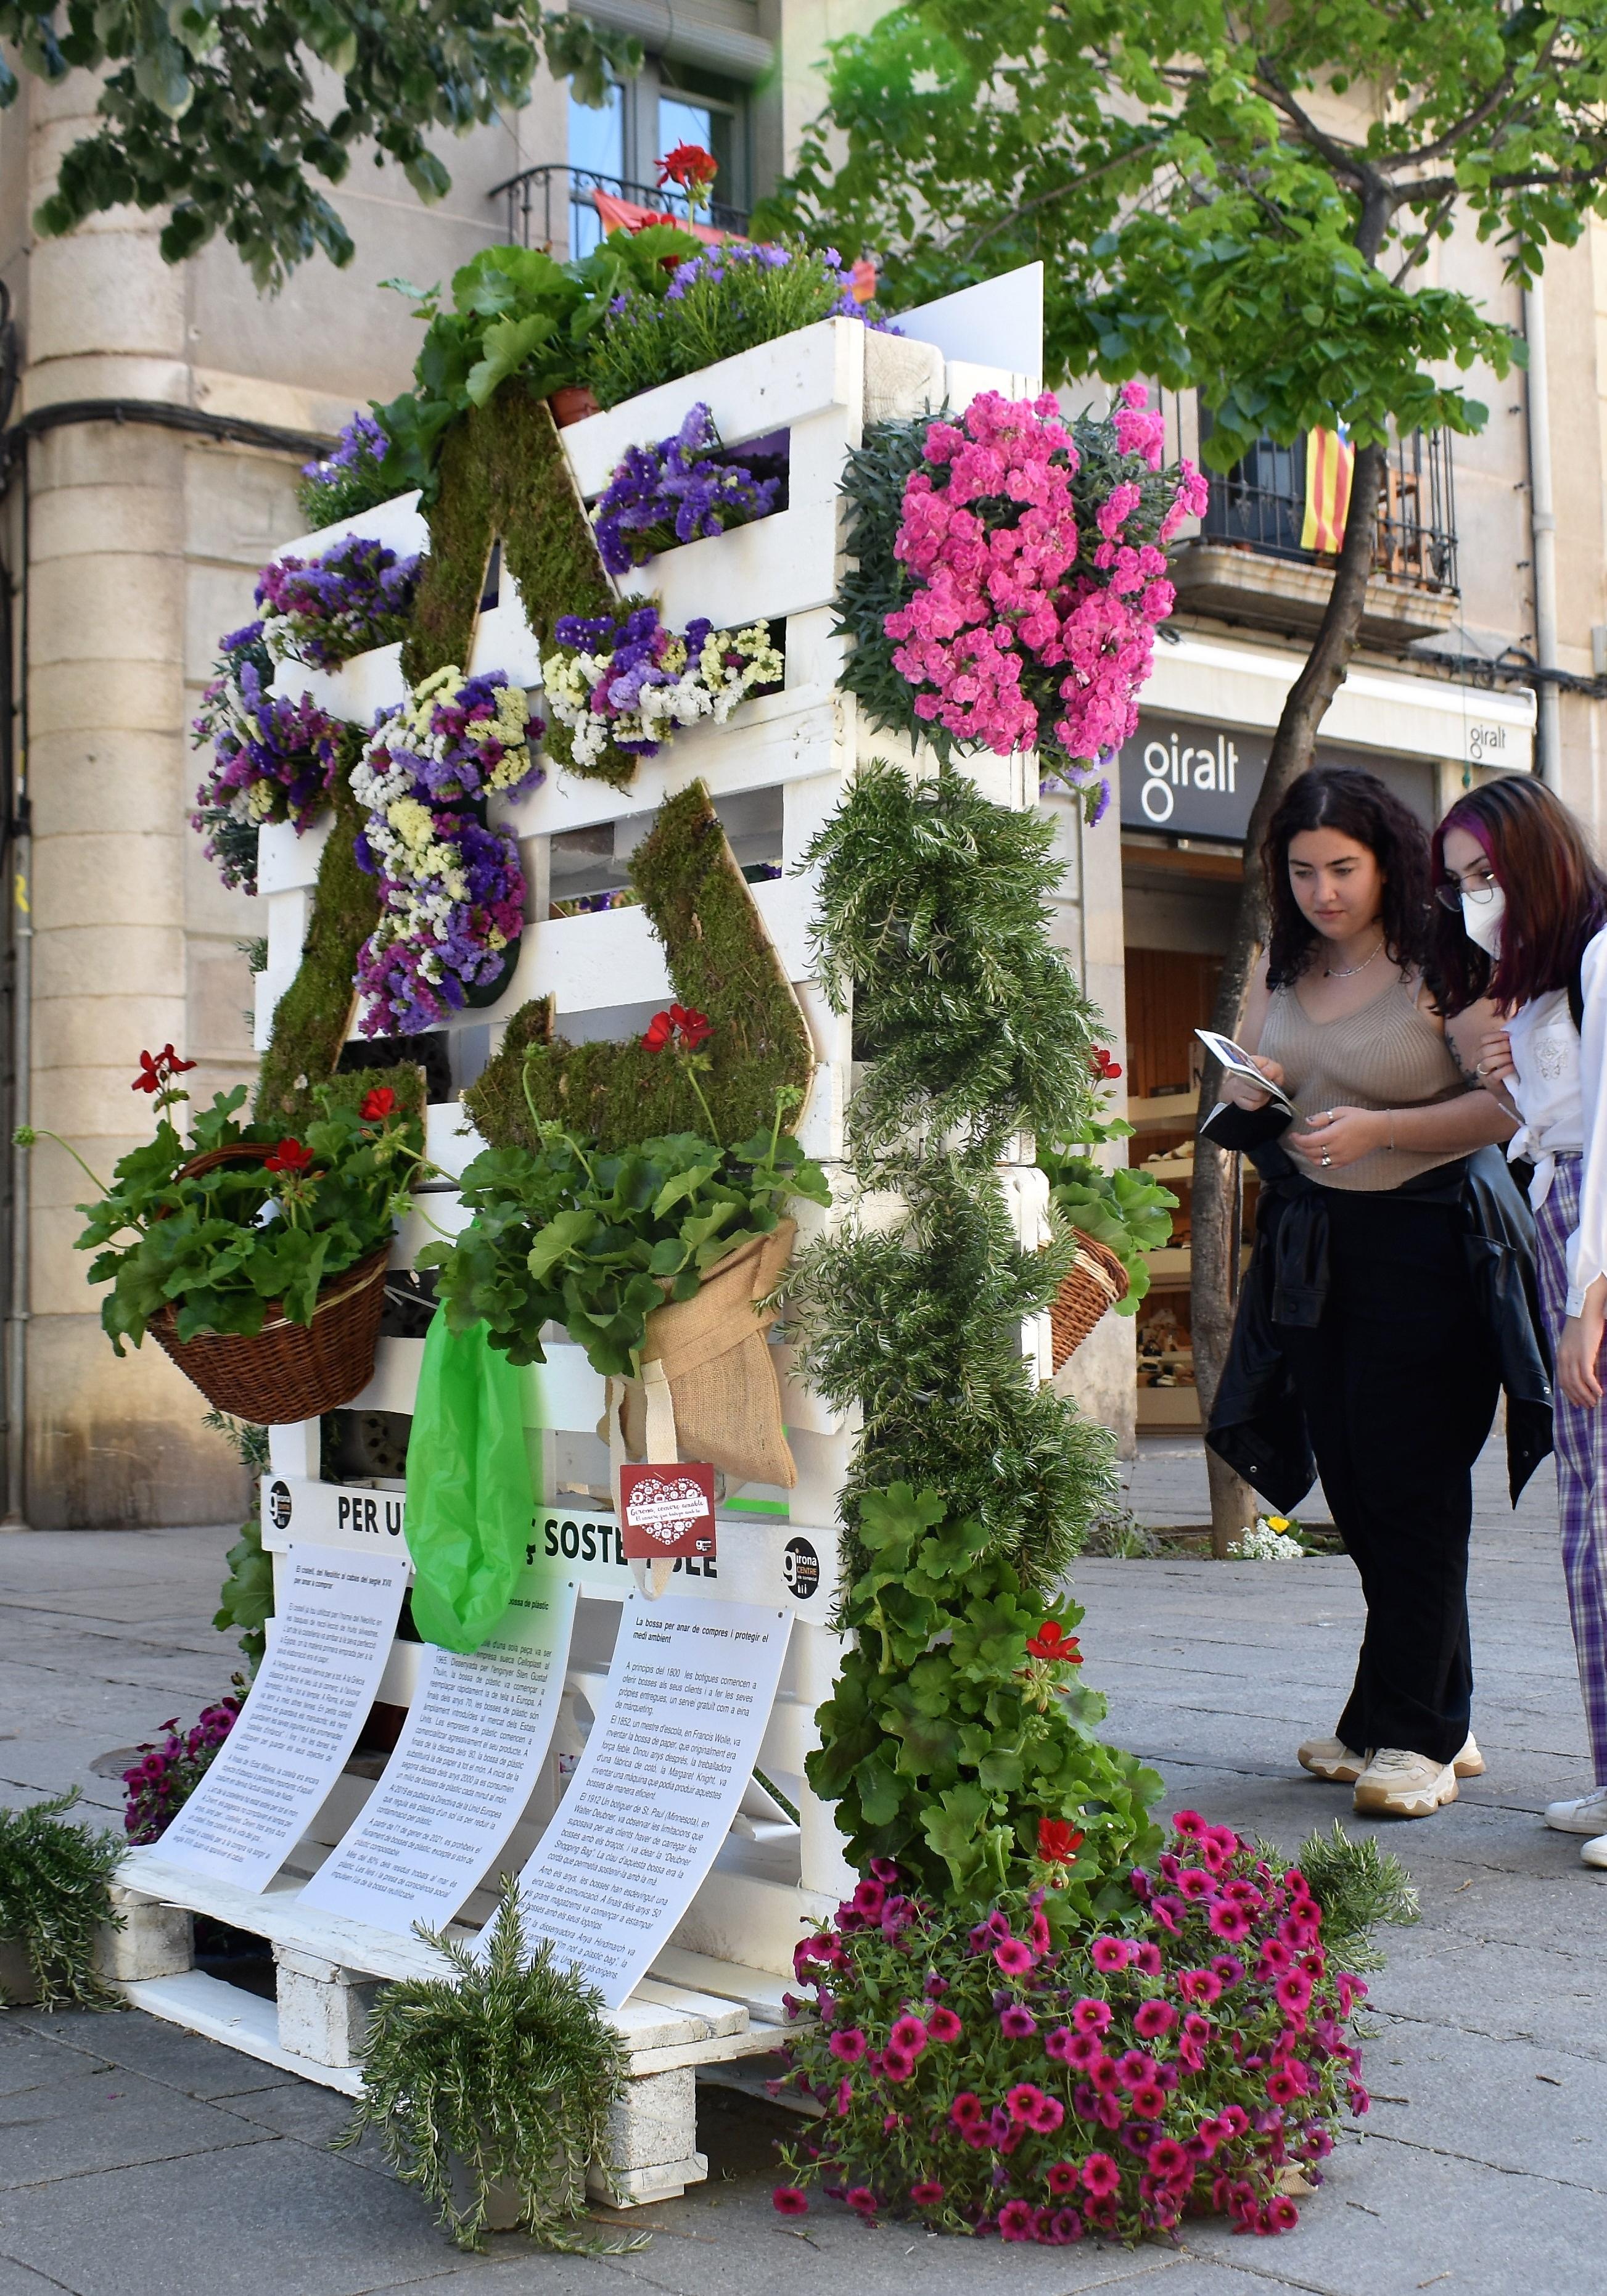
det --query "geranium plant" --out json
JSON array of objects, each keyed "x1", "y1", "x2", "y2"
[
  {"x1": 771, "y1": 1814, "x2": 1416, "y2": 2245},
  {"x1": 588, "y1": 239, "x2": 898, "y2": 411},
  {"x1": 541, "y1": 606, "x2": 782, "y2": 775},
  {"x1": 591, "y1": 401, "x2": 781, "y2": 574},
  {"x1": 191, "y1": 621, "x2": 349, "y2": 894},
  {"x1": 256, "y1": 534, "x2": 422, "y2": 670},
  {"x1": 806, "y1": 1483, "x2": 1161, "y2": 1905},
  {"x1": 17, "y1": 1053, "x2": 425, "y2": 1351},
  {"x1": 296, "y1": 410, "x2": 396, "y2": 527},
  {"x1": 422, "y1": 1053, "x2": 829, "y2": 1378},
  {"x1": 837, "y1": 387, "x2": 1209, "y2": 819}
]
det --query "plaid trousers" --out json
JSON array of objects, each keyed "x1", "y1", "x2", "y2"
[{"x1": 1534, "y1": 1156, "x2": 1607, "y2": 1785}]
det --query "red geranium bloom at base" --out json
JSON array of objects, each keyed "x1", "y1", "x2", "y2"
[
  {"x1": 360, "y1": 1085, "x2": 399, "y2": 1121},
  {"x1": 1038, "y1": 1816, "x2": 1085, "y2": 1865},
  {"x1": 264, "y1": 1137, "x2": 315, "y2": 1175},
  {"x1": 1025, "y1": 1619, "x2": 1083, "y2": 1663},
  {"x1": 133, "y1": 1044, "x2": 197, "y2": 1093}
]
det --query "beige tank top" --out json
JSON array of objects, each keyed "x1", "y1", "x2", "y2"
[{"x1": 1257, "y1": 971, "x2": 1469, "y2": 1192}]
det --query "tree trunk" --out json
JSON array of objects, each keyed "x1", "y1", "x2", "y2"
[{"x1": 1190, "y1": 440, "x2": 1388, "y2": 1556}]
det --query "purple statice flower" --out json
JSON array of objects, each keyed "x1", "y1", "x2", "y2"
[
  {"x1": 591, "y1": 401, "x2": 781, "y2": 574},
  {"x1": 356, "y1": 667, "x2": 545, "y2": 810},
  {"x1": 190, "y1": 622, "x2": 345, "y2": 892},
  {"x1": 256, "y1": 535, "x2": 421, "y2": 672},
  {"x1": 356, "y1": 807, "x2": 527, "y2": 1037},
  {"x1": 295, "y1": 411, "x2": 393, "y2": 525}
]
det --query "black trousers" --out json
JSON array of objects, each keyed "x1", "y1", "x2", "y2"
[{"x1": 1276, "y1": 1186, "x2": 1502, "y2": 1766}]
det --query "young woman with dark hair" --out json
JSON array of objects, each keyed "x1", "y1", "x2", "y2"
[
  {"x1": 1206, "y1": 768, "x2": 1552, "y2": 1820},
  {"x1": 1432, "y1": 773, "x2": 1607, "y2": 1865}
]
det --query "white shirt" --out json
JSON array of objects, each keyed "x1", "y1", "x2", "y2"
[{"x1": 1504, "y1": 926, "x2": 1607, "y2": 1316}]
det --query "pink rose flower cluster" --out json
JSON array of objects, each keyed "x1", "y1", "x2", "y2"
[
  {"x1": 771, "y1": 1813, "x2": 1368, "y2": 2247},
  {"x1": 883, "y1": 387, "x2": 1209, "y2": 781}
]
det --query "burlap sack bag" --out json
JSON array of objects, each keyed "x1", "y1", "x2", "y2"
[{"x1": 598, "y1": 1219, "x2": 798, "y2": 1492}]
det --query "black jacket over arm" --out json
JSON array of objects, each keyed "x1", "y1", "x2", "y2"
[{"x1": 1201, "y1": 1106, "x2": 1553, "y2": 1512}]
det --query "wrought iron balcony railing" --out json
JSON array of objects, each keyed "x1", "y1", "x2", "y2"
[
  {"x1": 1199, "y1": 426, "x2": 1458, "y2": 591},
  {"x1": 488, "y1": 163, "x2": 751, "y2": 257}
]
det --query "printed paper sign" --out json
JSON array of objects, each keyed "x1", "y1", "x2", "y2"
[
  {"x1": 301, "y1": 1570, "x2": 579, "y2": 1935},
  {"x1": 619, "y1": 1464, "x2": 717, "y2": 1560},
  {"x1": 509, "y1": 1594, "x2": 791, "y2": 2008},
  {"x1": 144, "y1": 1544, "x2": 408, "y2": 1893}
]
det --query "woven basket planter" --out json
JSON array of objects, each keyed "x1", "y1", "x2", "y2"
[
  {"x1": 1049, "y1": 1230, "x2": 1131, "y2": 1373},
  {"x1": 147, "y1": 1144, "x2": 392, "y2": 1422}
]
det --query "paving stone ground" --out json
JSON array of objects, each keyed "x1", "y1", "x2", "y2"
[{"x1": 1, "y1": 1432, "x2": 1601, "y2": 2296}]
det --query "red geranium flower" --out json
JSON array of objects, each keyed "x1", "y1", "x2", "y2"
[
  {"x1": 360, "y1": 1085, "x2": 399, "y2": 1122},
  {"x1": 850, "y1": 256, "x2": 877, "y2": 305},
  {"x1": 1089, "y1": 1044, "x2": 1123, "y2": 1082},
  {"x1": 132, "y1": 1045, "x2": 197, "y2": 1094},
  {"x1": 1025, "y1": 1619, "x2": 1082, "y2": 1664},
  {"x1": 657, "y1": 142, "x2": 718, "y2": 192},
  {"x1": 264, "y1": 1137, "x2": 314, "y2": 1175},
  {"x1": 642, "y1": 1003, "x2": 713, "y2": 1054},
  {"x1": 1037, "y1": 1817, "x2": 1085, "y2": 1866}
]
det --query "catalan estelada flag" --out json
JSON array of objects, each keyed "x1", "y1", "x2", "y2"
[{"x1": 1301, "y1": 424, "x2": 1354, "y2": 553}]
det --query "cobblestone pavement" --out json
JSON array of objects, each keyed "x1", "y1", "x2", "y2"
[{"x1": 1, "y1": 1433, "x2": 1601, "y2": 2296}]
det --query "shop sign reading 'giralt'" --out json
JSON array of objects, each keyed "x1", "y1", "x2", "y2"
[{"x1": 1120, "y1": 714, "x2": 1436, "y2": 839}]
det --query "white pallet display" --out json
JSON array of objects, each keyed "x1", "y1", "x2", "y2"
[{"x1": 123, "y1": 271, "x2": 1050, "y2": 2200}]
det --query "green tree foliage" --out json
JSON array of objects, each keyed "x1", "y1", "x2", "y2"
[
  {"x1": 1, "y1": 0, "x2": 642, "y2": 291},
  {"x1": 757, "y1": 0, "x2": 1607, "y2": 463}
]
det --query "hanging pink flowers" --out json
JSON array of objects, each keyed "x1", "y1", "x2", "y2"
[{"x1": 841, "y1": 385, "x2": 1208, "y2": 821}]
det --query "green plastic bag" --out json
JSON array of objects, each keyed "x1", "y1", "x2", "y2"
[{"x1": 405, "y1": 1315, "x2": 533, "y2": 1652}]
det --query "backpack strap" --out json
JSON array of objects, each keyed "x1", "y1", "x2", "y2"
[{"x1": 1569, "y1": 947, "x2": 1587, "y2": 1034}]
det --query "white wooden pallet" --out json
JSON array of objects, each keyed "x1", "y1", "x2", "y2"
[{"x1": 160, "y1": 271, "x2": 1046, "y2": 2192}]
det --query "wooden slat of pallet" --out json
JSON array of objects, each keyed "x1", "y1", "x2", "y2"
[{"x1": 119, "y1": 1970, "x2": 363, "y2": 2097}]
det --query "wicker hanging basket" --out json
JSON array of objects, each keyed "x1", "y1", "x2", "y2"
[
  {"x1": 146, "y1": 1143, "x2": 393, "y2": 1423},
  {"x1": 1049, "y1": 1230, "x2": 1131, "y2": 1373}
]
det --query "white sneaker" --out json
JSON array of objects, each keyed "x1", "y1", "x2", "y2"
[
  {"x1": 1545, "y1": 1785, "x2": 1607, "y2": 1835},
  {"x1": 1298, "y1": 1736, "x2": 1368, "y2": 1784},
  {"x1": 1580, "y1": 1833, "x2": 1607, "y2": 1870},
  {"x1": 1353, "y1": 1748, "x2": 1459, "y2": 1818},
  {"x1": 1452, "y1": 1734, "x2": 1486, "y2": 1779}
]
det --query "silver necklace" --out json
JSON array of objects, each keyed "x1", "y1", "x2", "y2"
[{"x1": 1323, "y1": 934, "x2": 1386, "y2": 980}]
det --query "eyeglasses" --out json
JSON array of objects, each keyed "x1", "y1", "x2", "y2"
[{"x1": 1433, "y1": 874, "x2": 1500, "y2": 913}]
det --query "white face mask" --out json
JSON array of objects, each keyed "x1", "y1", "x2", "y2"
[{"x1": 1461, "y1": 883, "x2": 1506, "y2": 956}]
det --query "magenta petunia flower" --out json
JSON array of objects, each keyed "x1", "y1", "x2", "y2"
[
  {"x1": 997, "y1": 2198, "x2": 1035, "y2": 2242},
  {"x1": 1000, "y1": 2003, "x2": 1038, "y2": 2038},
  {"x1": 1071, "y1": 1996, "x2": 1114, "y2": 2035},
  {"x1": 1046, "y1": 2160, "x2": 1080, "y2": 2195},
  {"x1": 1209, "y1": 1901, "x2": 1253, "y2": 1942},
  {"x1": 772, "y1": 2186, "x2": 808, "y2": 2215},
  {"x1": 1134, "y1": 1999, "x2": 1177, "y2": 2040},
  {"x1": 950, "y1": 2091, "x2": 985, "y2": 2129},
  {"x1": 829, "y1": 2027, "x2": 866, "y2": 2063},
  {"x1": 1178, "y1": 1967, "x2": 1223, "y2": 2006},
  {"x1": 1130, "y1": 2082, "x2": 1166, "y2": 2120},
  {"x1": 889, "y1": 2014, "x2": 928, "y2": 2055},
  {"x1": 1090, "y1": 1936, "x2": 1133, "y2": 1973},
  {"x1": 845, "y1": 2186, "x2": 877, "y2": 2215},
  {"x1": 1007, "y1": 2082, "x2": 1046, "y2": 2123},
  {"x1": 910, "y1": 2180, "x2": 944, "y2": 2206},
  {"x1": 1027, "y1": 2092, "x2": 1066, "y2": 2134},
  {"x1": 881, "y1": 2046, "x2": 917, "y2": 2083},
  {"x1": 995, "y1": 1937, "x2": 1037, "y2": 1977},
  {"x1": 1148, "y1": 2136, "x2": 1190, "y2": 2178},
  {"x1": 926, "y1": 2006, "x2": 963, "y2": 2044},
  {"x1": 1081, "y1": 2151, "x2": 1122, "y2": 2198}
]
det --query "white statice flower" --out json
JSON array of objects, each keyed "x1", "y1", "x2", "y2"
[{"x1": 1227, "y1": 1516, "x2": 1306, "y2": 1563}]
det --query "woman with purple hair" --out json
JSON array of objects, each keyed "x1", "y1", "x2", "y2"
[{"x1": 1432, "y1": 775, "x2": 1607, "y2": 1867}]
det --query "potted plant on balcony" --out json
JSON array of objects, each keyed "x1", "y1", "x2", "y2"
[{"x1": 17, "y1": 1050, "x2": 426, "y2": 1423}]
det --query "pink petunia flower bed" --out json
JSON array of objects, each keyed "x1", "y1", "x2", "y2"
[{"x1": 771, "y1": 1814, "x2": 1370, "y2": 2245}]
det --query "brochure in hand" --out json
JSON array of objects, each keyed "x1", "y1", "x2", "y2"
[{"x1": 1193, "y1": 1029, "x2": 1299, "y2": 1117}]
